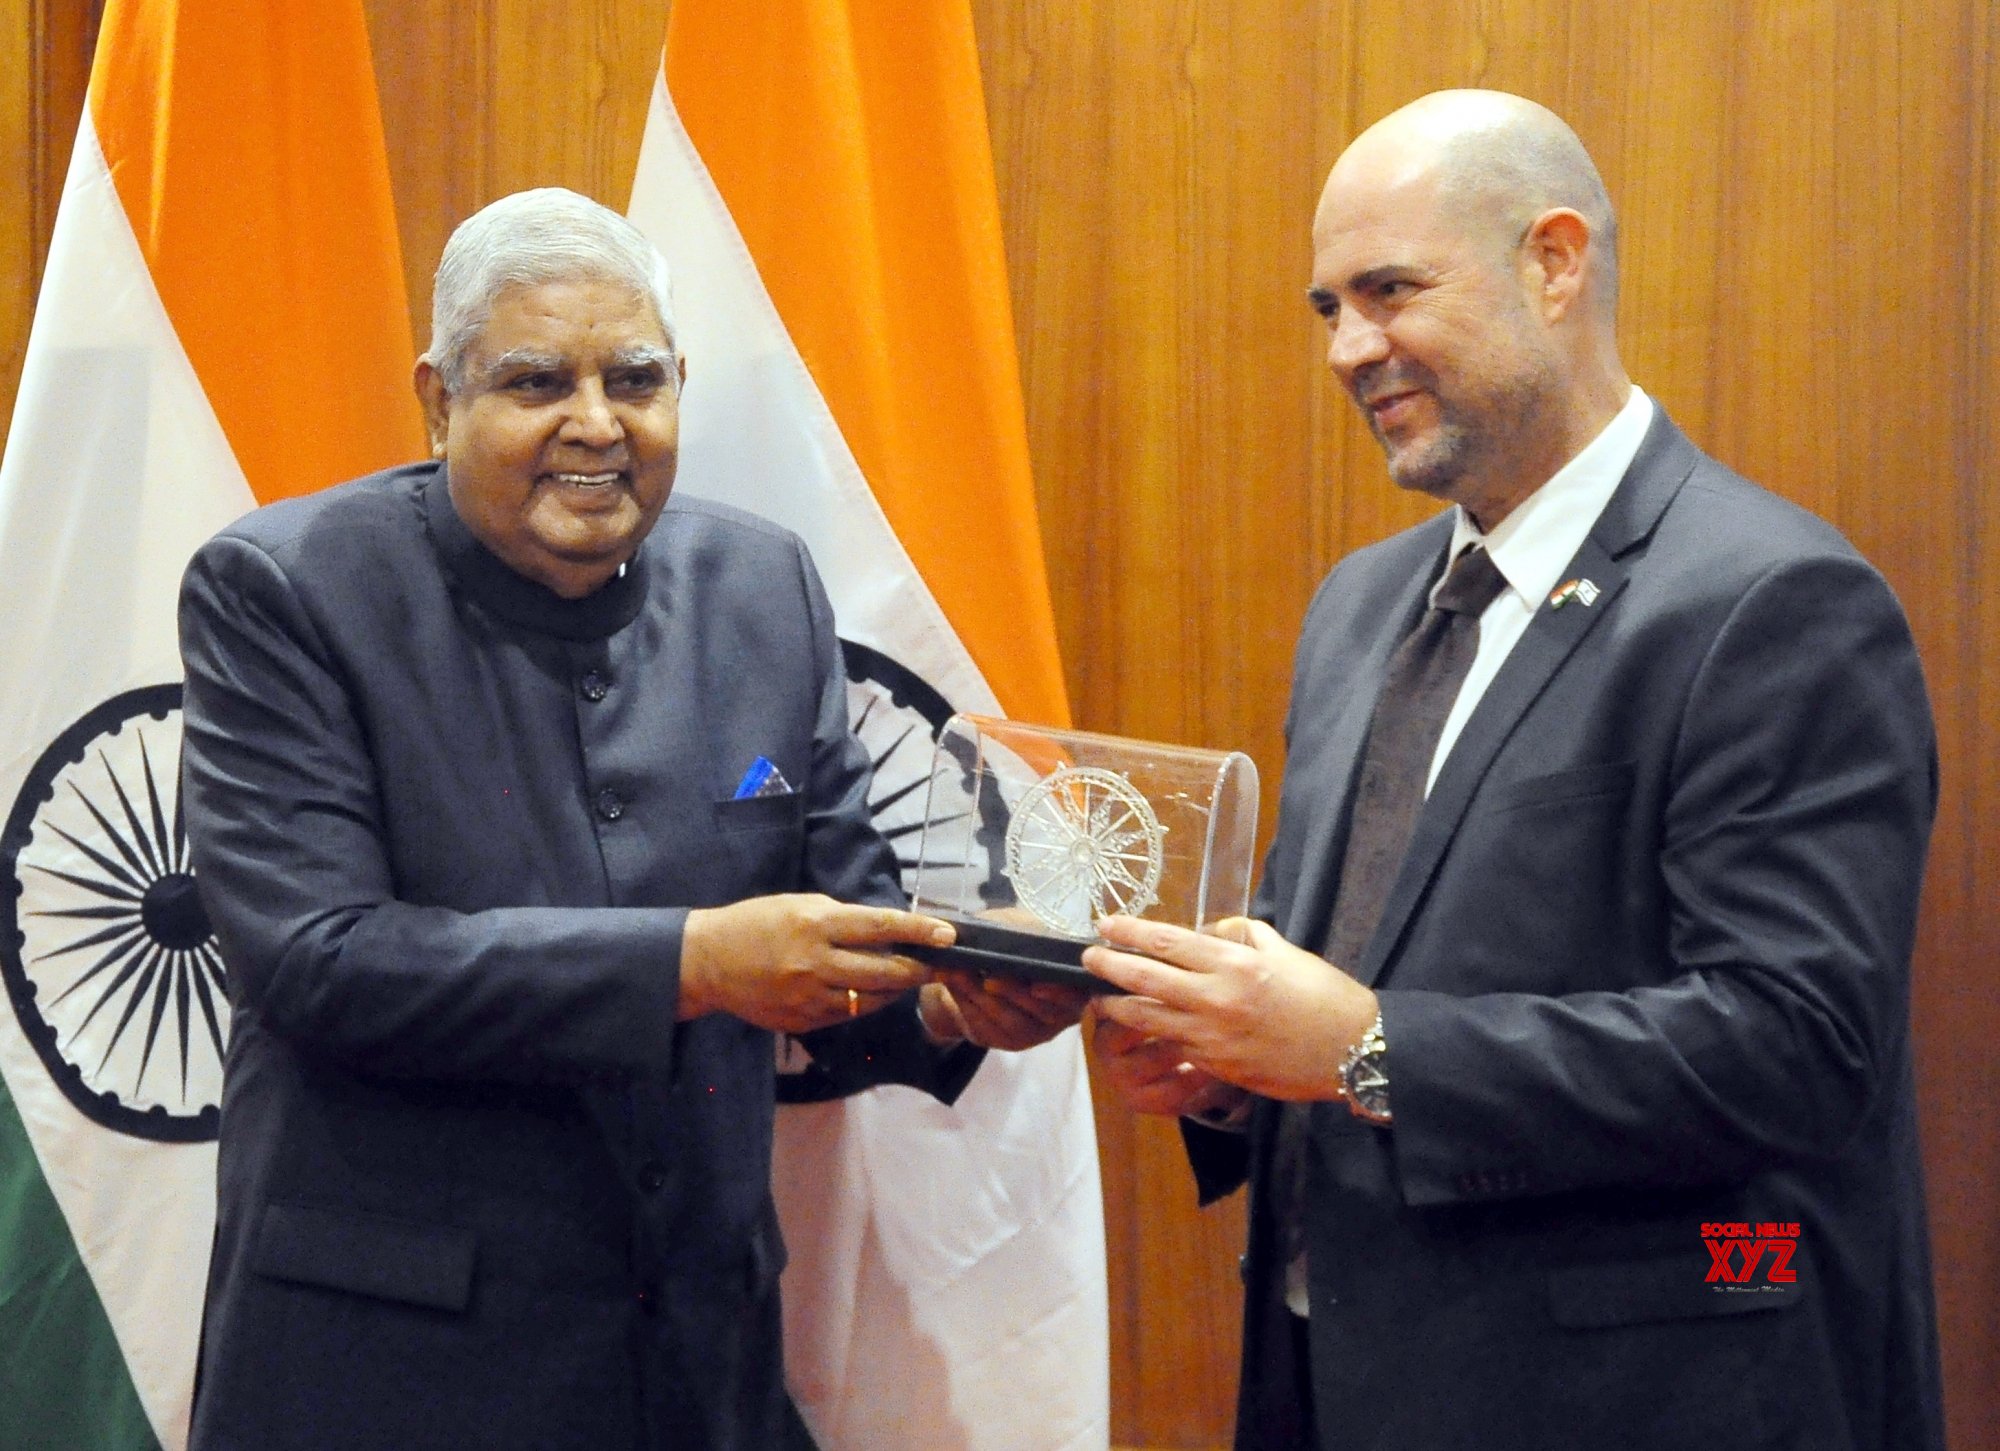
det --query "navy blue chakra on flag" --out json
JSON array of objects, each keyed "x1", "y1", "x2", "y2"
[
  {"x1": 773, "y1": 641, "x2": 1008, "y2": 1103},
  {"x1": 1, "y1": 684, "x2": 225, "y2": 1142}
]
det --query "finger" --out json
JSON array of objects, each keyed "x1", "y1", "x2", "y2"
[
  {"x1": 1088, "y1": 984, "x2": 1200, "y2": 1046},
  {"x1": 1205, "y1": 915, "x2": 1260, "y2": 946},
  {"x1": 1081, "y1": 942, "x2": 1212, "y2": 1008},
  {"x1": 1118, "y1": 1061, "x2": 1220, "y2": 1117},
  {"x1": 1107, "y1": 1038, "x2": 1196, "y2": 1089},
  {"x1": 1023, "y1": 981, "x2": 1097, "y2": 1017},
  {"x1": 823, "y1": 905, "x2": 957, "y2": 950},
  {"x1": 1088, "y1": 1012, "x2": 1151, "y2": 1056},
  {"x1": 1239, "y1": 918, "x2": 1293, "y2": 952},
  {"x1": 1096, "y1": 915, "x2": 1240, "y2": 974},
  {"x1": 934, "y1": 968, "x2": 992, "y2": 1002},
  {"x1": 947, "y1": 977, "x2": 1050, "y2": 1030},
  {"x1": 961, "y1": 973, "x2": 1086, "y2": 1028},
  {"x1": 823, "y1": 947, "x2": 932, "y2": 993},
  {"x1": 953, "y1": 1001, "x2": 1042, "y2": 1048},
  {"x1": 848, "y1": 987, "x2": 908, "y2": 1020}
]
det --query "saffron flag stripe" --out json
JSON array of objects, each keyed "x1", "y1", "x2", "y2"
[
  {"x1": 89, "y1": 0, "x2": 421, "y2": 505},
  {"x1": 628, "y1": 86, "x2": 989, "y2": 706},
  {"x1": 661, "y1": 0, "x2": 1067, "y2": 725}
]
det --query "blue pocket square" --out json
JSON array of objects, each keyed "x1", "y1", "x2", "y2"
[{"x1": 733, "y1": 756, "x2": 795, "y2": 799}]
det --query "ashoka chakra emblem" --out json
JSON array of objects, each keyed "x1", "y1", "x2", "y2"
[
  {"x1": 1002, "y1": 765, "x2": 1165, "y2": 937},
  {"x1": 1, "y1": 685, "x2": 226, "y2": 1141}
]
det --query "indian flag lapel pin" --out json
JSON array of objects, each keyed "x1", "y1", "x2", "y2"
[{"x1": 1549, "y1": 578, "x2": 1600, "y2": 610}]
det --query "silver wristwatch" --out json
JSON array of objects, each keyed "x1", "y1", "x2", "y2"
[{"x1": 1336, "y1": 1010, "x2": 1392, "y2": 1125}]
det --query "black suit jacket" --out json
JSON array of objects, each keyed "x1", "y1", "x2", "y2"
[
  {"x1": 1190, "y1": 412, "x2": 1943, "y2": 1450},
  {"x1": 179, "y1": 463, "x2": 977, "y2": 1451}
]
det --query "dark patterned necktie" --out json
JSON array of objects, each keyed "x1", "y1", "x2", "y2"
[
  {"x1": 1322, "y1": 542, "x2": 1508, "y2": 970},
  {"x1": 1274, "y1": 544, "x2": 1508, "y2": 1285}
]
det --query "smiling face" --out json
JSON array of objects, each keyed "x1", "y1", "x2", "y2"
[
  {"x1": 1308, "y1": 149, "x2": 1570, "y2": 530},
  {"x1": 415, "y1": 276, "x2": 685, "y2": 598}
]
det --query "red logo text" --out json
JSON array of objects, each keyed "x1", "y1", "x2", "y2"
[{"x1": 1701, "y1": 1221, "x2": 1799, "y2": 1285}]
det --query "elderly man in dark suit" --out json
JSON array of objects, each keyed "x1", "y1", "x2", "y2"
[
  {"x1": 1088, "y1": 91, "x2": 1943, "y2": 1450},
  {"x1": 179, "y1": 187, "x2": 1070, "y2": 1451}
]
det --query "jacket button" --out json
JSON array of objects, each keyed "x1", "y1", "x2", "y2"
[
  {"x1": 638, "y1": 1163, "x2": 667, "y2": 1193},
  {"x1": 596, "y1": 788, "x2": 625, "y2": 821},
  {"x1": 579, "y1": 670, "x2": 609, "y2": 701}
]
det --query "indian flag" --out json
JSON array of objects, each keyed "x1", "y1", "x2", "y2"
[
  {"x1": 628, "y1": 4, "x2": 1109, "y2": 1448},
  {"x1": 0, "y1": 3, "x2": 421, "y2": 1447}
]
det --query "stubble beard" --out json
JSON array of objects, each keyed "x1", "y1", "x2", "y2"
[{"x1": 1371, "y1": 357, "x2": 1563, "y2": 514}]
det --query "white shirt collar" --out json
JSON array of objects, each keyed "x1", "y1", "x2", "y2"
[{"x1": 1440, "y1": 386, "x2": 1654, "y2": 608}]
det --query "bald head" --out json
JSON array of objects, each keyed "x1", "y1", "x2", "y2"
[{"x1": 1332, "y1": 90, "x2": 1618, "y2": 314}]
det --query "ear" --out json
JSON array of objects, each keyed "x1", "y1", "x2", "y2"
[
  {"x1": 1520, "y1": 208, "x2": 1592, "y2": 322},
  {"x1": 413, "y1": 357, "x2": 451, "y2": 457}
]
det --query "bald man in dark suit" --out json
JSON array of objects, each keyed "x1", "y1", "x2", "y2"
[{"x1": 1088, "y1": 91, "x2": 1942, "y2": 1451}]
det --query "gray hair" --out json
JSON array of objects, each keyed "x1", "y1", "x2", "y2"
[{"x1": 426, "y1": 187, "x2": 677, "y2": 392}]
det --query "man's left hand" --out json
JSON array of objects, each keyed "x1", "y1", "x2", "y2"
[
  {"x1": 1084, "y1": 915, "x2": 1377, "y2": 1101},
  {"x1": 920, "y1": 971, "x2": 1091, "y2": 1051}
]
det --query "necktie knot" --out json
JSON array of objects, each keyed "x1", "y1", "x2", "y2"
[{"x1": 1433, "y1": 544, "x2": 1506, "y2": 617}]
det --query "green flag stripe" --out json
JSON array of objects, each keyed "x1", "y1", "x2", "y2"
[{"x1": 0, "y1": 1072, "x2": 161, "y2": 1451}]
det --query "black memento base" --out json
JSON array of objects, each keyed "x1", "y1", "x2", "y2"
[{"x1": 905, "y1": 913, "x2": 1123, "y2": 994}]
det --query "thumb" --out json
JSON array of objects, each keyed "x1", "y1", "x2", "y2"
[
  {"x1": 1239, "y1": 919, "x2": 1291, "y2": 952},
  {"x1": 1206, "y1": 915, "x2": 1260, "y2": 946}
]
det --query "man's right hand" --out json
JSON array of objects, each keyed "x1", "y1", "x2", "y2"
[{"x1": 679, "y1": 895, "x2": 952, "y2": 1033}]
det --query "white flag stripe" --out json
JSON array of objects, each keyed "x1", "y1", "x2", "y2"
[
  {"x1": 0, "y1": 123, "x2": 254, "y2": 772},
  {"x1": 628, "y1": 78, "x2": 994, "y2": 717},
  {"x1": 630, "y1": 66, "x2": 1109, "y2": 1451},
  {"x1": 0, "y1": 114, "x2": 254, "y2": 1451}
]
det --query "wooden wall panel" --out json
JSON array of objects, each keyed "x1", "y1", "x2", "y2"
[
  {"x1": 0, "y1": 0, "x2": 94, "y2": 414},
  {"x1": 360, "y1": 0, "x2": 671, "y2": 362},
  {"x1": 0, "y1": 0, "x2": 31, "y2": 411},
  {"x1": 4, "y1": 3, "x2": 1997, "y2": 1447},
  {"x1": 1930, "y1": 7, "x2": 2000, "y2": 1446}
]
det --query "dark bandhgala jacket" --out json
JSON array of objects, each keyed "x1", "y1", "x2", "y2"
[
  {"x1": 179, "y1": 462, "x2": 979, "y2": 1451},
  {"x1": 1189, "y1": 412, "x2": 1944, "y2": 1451}
]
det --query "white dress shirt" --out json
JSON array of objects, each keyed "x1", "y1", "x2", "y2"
[{"x1": 1426, "y1": 386, "x2": 1654, "y2": 792}]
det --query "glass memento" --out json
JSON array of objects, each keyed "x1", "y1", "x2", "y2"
[{"x1": 906, "y1": 714, "x2": 1260, "y2": 990}]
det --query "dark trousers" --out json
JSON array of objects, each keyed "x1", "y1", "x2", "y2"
[{"x1": 1242, "y1": 1275, "x2": 1319, "y2": 1449}]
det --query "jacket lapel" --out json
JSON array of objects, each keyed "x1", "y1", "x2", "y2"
[
  {"x1": 1280, "y1": 527, "x2": 1448, "y2": 948},
  {"x1": 1349, "y1": 410, "x2": 1703, "y2": 987}
]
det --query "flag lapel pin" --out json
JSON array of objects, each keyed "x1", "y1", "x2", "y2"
[{"x1": 1549, "y1": 578, "x2": 1600, "y2": 610}]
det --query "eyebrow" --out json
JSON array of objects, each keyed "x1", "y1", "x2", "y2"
[
  {"x1": 1307, "y1": 265, "x2": 1425, "y2": 317},
  {"x1": 479, "y1": 348, "x2": 565, "y2": 381},
  {"x1": 1351, "y1": 264, "x2": 1418, "y2": 291},
  {"x1": 477, "y1": 343, "x2": 676, "y2": 383},
  {"x1": 608, "y1": 344, "x2": 675, "y2": 371}
]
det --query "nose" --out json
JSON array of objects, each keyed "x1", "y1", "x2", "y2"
[
  {"x1": 1326, "y1": 305, "x2": 1389, "y2": 381},
  {"x1": 561, "y1": 377, "x2": 622, "y2": 447}
]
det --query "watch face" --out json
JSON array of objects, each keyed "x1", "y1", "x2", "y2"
[
  {"x1": 1345, "y1": 1046, "x2": 1391, "y2": 1122},
  {"x1": 1, "y1": 685, "x2": 226, "y2": 1142}
]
